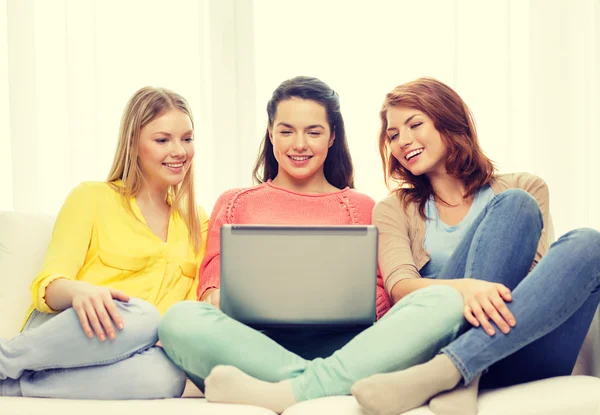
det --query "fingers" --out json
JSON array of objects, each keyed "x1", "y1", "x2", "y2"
[
  {"x1": 497, "y1": 284, "x2": 513, "y2": 302},
  {"x1": 492, "y1": 291, "x2": 516, "y2": 328},
  {"x1": 104, "y1": 293, "x2": 125, "y2": 332},
  {"x1": 73, "y1": 301, "x2": 94, "y2": 338},
  {"x1": 478, "y1": 295, "x2": 511, "y2": 335},
  {"x1": 463, "y1": 305, "x2": 480, "y2": 327},
  {"x1": 469, "y1": 299, "x2": 495, "y2": 336},
  {"x1": 110, "y1": 288, "x2": 130, "y2": 303},
  {"x1": 92, "y1": 296, "x2": 117, "y2": 340},
  {"x1": 83, "y1": 300, "x2": 107, "y2": 341}
]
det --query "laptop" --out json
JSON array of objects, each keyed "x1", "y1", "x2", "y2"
[{"x1": 220, "y1": 224, "x2": 378, "y2": 329}]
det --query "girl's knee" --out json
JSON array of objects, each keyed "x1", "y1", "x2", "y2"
[
  {"x1": 126, "y1": 348, "x2": 187, "y2": 399},
  {"x1": 498, "y1": 189, "x2": 540, "y2": 217},
  {"x1": 113, "y1": 298, "x2": 161, "y2": 346},
  {"x1": 145, "y1": 353, "x2": 187, "y2": 398},
  {"x1": 118, "y1": 298, "x2": 161, "y2": 325},
  {"x1": 569, "y1": 228, "x2": 600, "y2": 248},
  {"x1": 391, "y1": 285, "x2": 463, "y2": 320},
  {"x1": 158, "y1": 301, "x2": 221, "y2": 354},
  {"x1": 422, "y1": 285, "x2": 463, "y2": 314},
  {"x1": 499, "y1": 188, "x2": 534, "y2": 203}
]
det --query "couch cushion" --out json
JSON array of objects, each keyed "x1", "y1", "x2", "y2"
[
  {"x1": 2, "y1": 377, "x2": 599, "y2": 415},
  {"x1": 0, "y1": 397, "x2": 277, "y2": 415},
  {"x1": 282, "y1": 376, "x2": 600, "y2": 415},
  {"x1": 0, "y1": 211, "x2": 55, "y2": 338}
]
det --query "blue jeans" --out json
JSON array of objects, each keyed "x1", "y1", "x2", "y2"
[
  {"x1": 432, "y1": 189, "x2": 600, "y2": 387},
  {"x1": 159, "y1": 285, "x2": 464, "y2": 402},
  {"x1": 0, "y1": 298, "x2": 186, "y2": 399}
]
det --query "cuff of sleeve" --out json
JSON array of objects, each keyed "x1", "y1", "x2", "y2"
[
  {"x1": 197, "y1": 285, "x2": 218, "y2": 301},
  {"x1": 385, "y1": 272, "x2": 419, "y2": 294},
  {"x1": 33, "y1": 274, "x2": 72, "y2": 313}
]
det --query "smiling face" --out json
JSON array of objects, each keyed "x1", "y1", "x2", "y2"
[
  {"x1": 137, "y1": 108, "x2": 195, "y2": 191},
  {"x1": 386, "y1": 106, "x2": 448, "y2": 178},
  {"x1": 269, "y1": 97, "x2": 335, "y2": 186}
]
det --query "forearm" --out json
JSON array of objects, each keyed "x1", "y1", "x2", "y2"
[
  {"x1": 390, "y1": 278, "x2": 459, "y2": 304},
  {"x1": 44, "y1": 278, "x2": 82, "y2": 311}
]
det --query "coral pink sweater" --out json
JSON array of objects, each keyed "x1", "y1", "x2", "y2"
[{"x1": 198, "y1": 181, "x2": 391, "y2": 319}]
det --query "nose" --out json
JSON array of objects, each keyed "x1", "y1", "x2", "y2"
[
  {"x1": 171, "y1": 141, "x2": 187, "y2": 158},
  {"x1": 398, "y1": 130, "x2": 413, "y2": 148},
  {"x1": 292, "y1": 133, "x2": 308, "y2": 151}
]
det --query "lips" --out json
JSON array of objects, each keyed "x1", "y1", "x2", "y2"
[
  {"x1": 405, "y1": 148, "x2": 424, "y2": 161},
  {"x1": 286, "y1": 155, "x2": 313, "y2": 167},
  {"x1": 163, "y1": 162, "x2": 185, "y2": 168},
  {"x1": 288, "y1": 155, "x2": 312, "y2": 161},
  {"x1": 163, "y1": 161, "x2": 186, "y2": 173}
]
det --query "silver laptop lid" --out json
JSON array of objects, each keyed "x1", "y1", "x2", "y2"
[{"x1": 220, "y1": 225, "x2": 377, "y2": 328}]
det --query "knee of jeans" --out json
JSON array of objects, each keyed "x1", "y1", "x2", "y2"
[
  {"x1": 500, "y1": 188, "x2": 539, "y2": 210},
  {"x1": 115, "y1": 298, "x2": 161, "y2": 344},
  {"x1": 499, "y1": 188, "x2": 541, "y2": 224},
  {"x1": 158, "y1": 301, "x2": 221, "y2": 356},
  {"x1": 146, "y1": 357, "x2": 187, "y2": 398},
  {"x1": 567, "y1": 228, "x2": 600, "y2": 268},
  {"x1": 569, "y1": 227, "x2": 600, "y2": 248},
  {"x1": 129, "y1": 350, "x2": 187, "y2": 399}
]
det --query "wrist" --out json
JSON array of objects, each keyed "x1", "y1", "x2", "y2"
[
  {"x1": 45, "y1": 278, "x2": 82, "y2": 311},
  {"x1": 200, "y1": 288, "x2": 216, "y2": 301}
]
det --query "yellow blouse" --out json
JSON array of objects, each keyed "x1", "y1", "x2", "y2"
[{"x1": 24, "y1": 181, "x2": 208, "y2": 327}]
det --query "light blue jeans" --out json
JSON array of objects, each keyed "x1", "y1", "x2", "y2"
[
  {"x1": 0, "y1": 298, "x2": 186, "y2": 399},
  {"x1": 431, "y1": 189, "x2": 600, "y2": 388},
  {"x1": 159, "y1": 285, "x2": 465, "y2": 402}
]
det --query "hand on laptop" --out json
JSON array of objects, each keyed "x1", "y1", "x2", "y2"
[{"x1": 203, "y1": 288, "x2": 221, "y2": 309}]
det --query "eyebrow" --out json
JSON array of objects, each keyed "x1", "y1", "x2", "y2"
[
  {"x1": 386, "y1": 114, "x2": 420, "y2": 132},
  {"x1": 276, "y1": 122, "x2": 325, "y2": 130},
  {"x1": 152, "y1": 130, "x2": 193, "y2": 137}
]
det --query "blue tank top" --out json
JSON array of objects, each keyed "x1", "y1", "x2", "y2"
[{"x1": 420, "y1": 185, "x2": 495, "y2": 278}]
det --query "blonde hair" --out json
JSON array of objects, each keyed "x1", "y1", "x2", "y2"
[{"x1": 107, "y1": 86, "x2": 201, "y2": 253}]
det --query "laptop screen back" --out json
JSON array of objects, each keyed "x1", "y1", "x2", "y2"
[{"x1": 220, "y1": 225, "x2": 378, "y2": 329}]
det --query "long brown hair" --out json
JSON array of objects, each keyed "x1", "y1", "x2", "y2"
[
  {"x1": 378, "y1": 77, "x2": 495, "y2": 218},
  {"x1": 252, "y1": 76, "x2": 355, "y2": 189},
  {"x1": 106, "y1": 86, "x2": 201, "y2": 253}
]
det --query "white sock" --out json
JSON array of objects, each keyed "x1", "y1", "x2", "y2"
[
  {"x1": 205, "y1": 365, "x2": 296, "y2": 414},
  {"x1": 429, "y1": 373, "x2": 481, "y2": 415},
  {"x1": 351, "y1": 354, "x2": 462, "y2": 415}
]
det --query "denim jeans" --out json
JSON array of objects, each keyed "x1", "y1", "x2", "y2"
[
  {"x1": 0, "y1": 298, "x2": 186, "y2": 399},
  {"x1": 431, "y1": 189, "x2": 600, "y2": 387},
  {"x1": 159, "y1": 285, "x2": 464, "y2": 402}
]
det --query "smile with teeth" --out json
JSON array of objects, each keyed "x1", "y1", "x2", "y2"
[
  {"x1": 405, "y1": 148, "x2": 424, "y2": 161},
  {"x1": 288, "y1": 155, "x2": 312, "y2": 161},
  {"x1": 163, "y1": 161, "x2": 185, "y2": 168}
]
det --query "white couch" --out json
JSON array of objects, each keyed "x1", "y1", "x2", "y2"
[{"x1": 1, "y1": 211, "x2": 599, "y2": 415}]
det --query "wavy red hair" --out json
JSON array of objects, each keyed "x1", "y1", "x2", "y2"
[{"x1": 378, "y1": 77, "x2": 495, "y2": 218}]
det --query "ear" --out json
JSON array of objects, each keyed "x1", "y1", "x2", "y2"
[
  {"x1": 268, "y1": 127, "x2": 274, "y2": 145},
  {"x1": 328, "y1": 130, "x2": 336, "y2": 148}
]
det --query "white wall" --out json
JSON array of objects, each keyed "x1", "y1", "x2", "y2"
[
  {"x1": 1, "y1": 0, "x2": 598, "y2": 238},
  {"x1": 253, "y1": 0, "x2": 599, "y2": 237}
]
